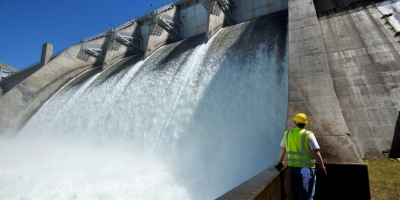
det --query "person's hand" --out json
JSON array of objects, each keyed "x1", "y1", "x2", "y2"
[{"x1": 274, "y1": 162, "x2": 285, "y2": 171}]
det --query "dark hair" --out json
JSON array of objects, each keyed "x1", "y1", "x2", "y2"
[{"x1": 296, "y1": 123, "x2": 306, "y2": 128}]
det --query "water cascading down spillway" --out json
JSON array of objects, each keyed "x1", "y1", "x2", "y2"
[{"x1": 0, "y1": 11, "x2": 288, "y2": 199}]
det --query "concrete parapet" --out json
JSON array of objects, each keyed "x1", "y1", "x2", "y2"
[{"x1": 217, "y1": 164, "x2": 291, "y2": 200}]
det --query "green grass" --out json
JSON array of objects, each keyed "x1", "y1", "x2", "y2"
[{"x1": 364, "y1": 159, "x2": 400, "y2": 200}]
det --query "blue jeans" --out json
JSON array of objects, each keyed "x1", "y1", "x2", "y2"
[{"x1": 290, "y1": 167, "x2": 316, "y2": 200}]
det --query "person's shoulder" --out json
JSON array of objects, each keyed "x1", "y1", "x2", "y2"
[{"x1": 305, "y1": 129, "x2": 315, "y2": 136}]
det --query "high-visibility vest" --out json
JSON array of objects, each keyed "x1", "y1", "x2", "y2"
[{"x1": 284, "y1": 128, "x2": 316, "y2": 168}]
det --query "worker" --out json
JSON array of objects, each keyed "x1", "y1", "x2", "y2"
[{"x1": 275, "y1": 113, "x2": 327, "y2": 200}]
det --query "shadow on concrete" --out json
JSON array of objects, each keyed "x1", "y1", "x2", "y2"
[
  {"x1": 98, "y1": 54, "x2": 144, "y2": 84},
  {"x1": 389, "y1": 111, "x2": 400, "y2": 158},
  {"x1": 0, "y1": 63, "x2": 43, "y2": 96},
  {"x1": 158, "y1": 33, "x2": 206, "y2": 68}
]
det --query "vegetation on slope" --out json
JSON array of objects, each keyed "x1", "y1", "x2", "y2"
[{"x1": 364, "y1": 159, "x2": 400, "y2": 200}]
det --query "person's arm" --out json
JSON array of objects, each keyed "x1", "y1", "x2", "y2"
[
  {"x1": 309, "y1": 134, "x2": 326, "y2": 171},
  {"x1": 312, "y1": 149, "x2": 325, "y2": 169},
  {"x1": 278, "y1": 147, "x2": 286, "y2": 164},
  {"x1": 312, "y1": 149, "x2": 327, "y2": 178},
  {"x1": 275, "y1": 147, "x2": 286, "y2": 171}
]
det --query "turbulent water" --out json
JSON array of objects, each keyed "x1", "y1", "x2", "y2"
[{"x1": 0, "y1": 11, "x2": 288, "y2": 200}]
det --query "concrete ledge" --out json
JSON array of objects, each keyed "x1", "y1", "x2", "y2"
[{"x1": 216, "y1": 164, "x2": 291, "y2": 200}]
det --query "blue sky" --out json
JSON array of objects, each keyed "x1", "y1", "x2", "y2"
[{"x1": 0, "y1": 0, "x2": 175, "y2": 70}]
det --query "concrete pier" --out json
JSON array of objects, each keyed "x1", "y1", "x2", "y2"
[
  {"x1": 103, "y1": 22, "x2": 143, "y2": 69},
  {"x1": 40, "y1": 43, "x2": 53, "y2": 66},
  {"x1": 145, "y1": 4, "x2": 182, "y2": 57}
]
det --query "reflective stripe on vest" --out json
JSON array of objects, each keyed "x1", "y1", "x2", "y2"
[{"x1": 285, "y1": 129, "x2": 315, "y2": 168}]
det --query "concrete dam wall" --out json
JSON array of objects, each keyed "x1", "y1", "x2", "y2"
[
  {"x1": 287, "y1": 0, "x2": 400, "y2": 160},
  {"x1": 0, "y1": 9, "x2": 289, "y2": 200},
  {"x1": 317, "y1": 0, "x2": 400, "y2": 159},
  {"x1": 1, "y1": 0, "x2": 399, "y2": 199}
]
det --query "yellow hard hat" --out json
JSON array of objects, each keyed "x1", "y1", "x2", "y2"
[{"x1": 293, "y1": 113, "x2": 308, "y2": 124}]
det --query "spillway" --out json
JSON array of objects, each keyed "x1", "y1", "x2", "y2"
[{"x1": 0, "y1": 11, "x2": 288, "y2": 200}]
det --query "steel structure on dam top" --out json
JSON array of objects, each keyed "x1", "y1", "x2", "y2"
[{"x1": 76, "y1": 0, "x2": 287, "y2": 62}]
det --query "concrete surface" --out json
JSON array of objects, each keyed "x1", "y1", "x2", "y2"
[
  {"x1": 288, "y1": 0, "x2": 362, "y2": 163},
  {"x1": 233, "y1": 0, "x2": 288, "y2": 22},
  {"x1": 207, "y1": 1, "x2": 226, "y2": 40},
  {"x1": 102, "y1": 22, "x2": 141, "y2": 69},
  {"x1": 0, "y1": 36, "x2": 108, "y2": 133},
  {"x1": 317, "y1": 1, "x2": 400, "y2": 158},
  {"x1": 179, "y1": 3, "x2": 208, "y2": 38},
  {"x1": 145, "y1": 4, "x2": 180, "y2": 57},
  {"x1": 40, "y1": 43, "x2": 53, "y2": 66},
  {"x1": 0, "y1": 62, "x2": 17, "y2": 72},
  {"x1": 217, "y1": 164, "x2": 291, "y2": 200}
]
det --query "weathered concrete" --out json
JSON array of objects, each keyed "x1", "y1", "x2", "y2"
[
  {"x1": 316, "y1": 0, "x2": 400, "y2": 158},
  {"x1": 0, "y1": 62, "x2": 17, "y2": 73},
  {"x1": 217, "y1": 164, "x2": 291, "y2": 200},
  {"x1": 0, "y1": 37, "x2": 108, "y2": 133},
  {"x1": 0, "y1": 43, "x2": 56, "y2": 96},
  {"x1": 178, "y1": 2, "x2": 208, "y2": 38},
  {"x1": 233, "y1": 0, "x2": 288, "y2": 22},
  {"x1": 102, "y1": 22, "x2": 143, "y2": 69},
  {"x1": 145, "y1": 4, "x2": 181, "y2": 57},
  {"x1": 288, "y1": 0, "x2": 362, "y2": 163},
  {"x1": 313, "y1": 0, "x2": 363, "y2": 13},
  {"x1": 207, "y1": 1, "x2": 226, "y2": 40},
  {"x1": 0, "y1": 63, "x2": 43, "y2": 96}
]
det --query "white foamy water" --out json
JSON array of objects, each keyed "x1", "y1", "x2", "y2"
[
  {"x1": 0, "y1": 137, "x2": 190, "y2": 200},
  {"x1": 0, "y1": 14, "x2": 288, "y2": 200}
]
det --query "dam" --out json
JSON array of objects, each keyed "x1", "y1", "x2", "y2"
[{"x1": 1, "y1": 0, "x2": 399, "y2": 199}]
